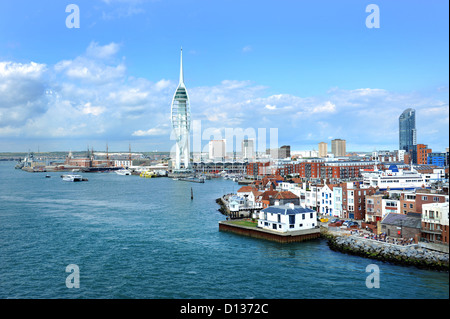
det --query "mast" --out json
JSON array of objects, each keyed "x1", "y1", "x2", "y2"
[{"x1": 179, "y1": 47, "x2": 184, "y2": 85}]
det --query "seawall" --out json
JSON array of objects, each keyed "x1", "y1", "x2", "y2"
[
  {"x1": 219, "y1": 221, "x2": 321, "y2": 244},
  {"x1": 323, "y1": 231, "x2": 449, "y2": 272}
]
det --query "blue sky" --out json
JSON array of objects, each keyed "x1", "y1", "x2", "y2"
[{"x1": 0, "y1": 0, "x2": 448, "y2": 153}]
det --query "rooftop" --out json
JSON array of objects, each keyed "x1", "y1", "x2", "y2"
[{"x1": 262, "y1": 204, "x2": 315, "y2": 215}]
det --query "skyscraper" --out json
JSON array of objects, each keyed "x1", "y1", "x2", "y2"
[
  {"x1": 242, "y1": 139, "x2": 255, "y2": 160},
  {"x1": 171, "y1": 48, "x2": 191, "y2": 170},
  {"x1": 331, "y1": 139, "x2": 346, "y2": 157},
  {"x1": 399, "y1": 108, "x2": 416, "y2": 151},
  {"x1": 399, "y1": 108, "x2": 417, "y2": 163},
  {"x1": 209, "y1": 140, "x2": 226, "y2": 160},
  {"x1": 318, "y1": 142, "x2": 328, "y2": 158}
]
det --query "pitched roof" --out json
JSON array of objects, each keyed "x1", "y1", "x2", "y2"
[
  {"x1": 380, "y1": 213, "x2": 421, "y2": 229},
  {"x1": 274, "y1": 191, "x2": 299, "y2": 200},
  {"x1": 237, "y1": 186, "x2": 255, "y2": 193},
  {"x1": 260, "y1": 190, "x2": 278, "y2": 200}
]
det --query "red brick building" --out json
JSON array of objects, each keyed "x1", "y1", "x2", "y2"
[
  {"x1": 415, "y1": 190, "x2": 448, "y2": 214},
  {"x1": 417, "y1": 144, "x2": 432, "y2": 165}
]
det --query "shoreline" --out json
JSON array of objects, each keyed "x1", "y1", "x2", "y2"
[{"x1": 322, "y1": 229, "x2": 449, "y2": 272}]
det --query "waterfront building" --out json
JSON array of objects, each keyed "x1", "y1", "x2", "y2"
[
  {"x1": 258, "y1": 203, "x2": 317, "y2": 232},
  {"x1": 365, "y1": 194, "x2": 384, "y2": 222},
  {"x1": 318, "y1": 142, "x2": 328, "y2": 158},
  {"x1": 380, "y1": 212, "x2": 422, "y2": 241},
  {"x1": 318, "y1": 184, "x2": 342, "y2": 217},
  {"x1": 421, "y1": 202, "x2": 449, "y2": 244},
  {"x1": 399, "y1": 108, "x2": 417, "y2": 162},
  {"x1": 414, "y1": 189, "x2": 449, "y2": 214},
  {"x1": 209, "y1": 139, "x2": 226, "y2": 160},
  {"x1": 331, "y1": 139, "x2": 346, "y2": 157},
  {"x1": 341, "y1": 182, "x2": 376, "y2": 220},
  {"x1": 399, "y1": 191, "x2": 417, "y2": 215},
  {"x1": 382, "y1": 197, "x2": 400, "y2": 218},
  {"x1": 171, "y1": 48, "x2": 191, "y2": 170}
]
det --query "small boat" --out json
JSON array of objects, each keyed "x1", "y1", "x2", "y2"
[
  {"x1": 45, "y1": 175, "x2": 51, "y2": 178},
  {"x1": 116, "y1": 169, "x2": 131, "y2": 175},
  {"x1": 62, "y1": 174, "x2": 84, "y2": 182},
  {"x1": 140, "y1": 170, "x2": 156, "y2": 178}
]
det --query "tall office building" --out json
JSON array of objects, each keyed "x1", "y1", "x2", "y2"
[
  {"x1": 209, "y1": 140, "x2": 226, "y2": 160},
  {"x1": 318, "y1": 142, "x2": 328, "y2": 158},
  {"x1": 331, "y1": 139, "x2": 346, "y2": 157},
  {"x1": 171, "y1": 48, "x2": 191, "y2": 170},
  {"x1": 399, "y1": 108, "x2": 417, "y2": 152},
  {"x1": 242, "y1": 139, "x2": 255, "y2": 160}
]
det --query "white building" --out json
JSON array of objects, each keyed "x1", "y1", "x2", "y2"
[
  {"x1": 422, "y1": 202, "x2": 449, "y2": 243},
  {"x1": 209, "y1": 139, "x2": 226, "y2": 160},
  {"x1": 114, "y1": 160, "x2": 132, "y2": 167},
  {"x1": 242, "y1": 139, "x2": 255, "y2": 160},
  {"x1": 318, "y1": 184, "x2": 343, "y2": 218},
  {"x1": 382, "y1": 198, "x2": 400, "y2": 218},
  {"x1": 258, "y1": 203, "x2": 317, "y2": 232}
]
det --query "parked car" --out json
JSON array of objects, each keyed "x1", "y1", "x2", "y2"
[
  {"x1": 348, "y1": 221, "x2": 359, "y2": 227},
  {"x1": 342, "y1": 220, "x2": 350, "y2": 227}
]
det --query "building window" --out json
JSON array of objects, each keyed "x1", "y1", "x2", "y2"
[{"x1": 422, "y1": 196, "x2": 428, "y2": 201}]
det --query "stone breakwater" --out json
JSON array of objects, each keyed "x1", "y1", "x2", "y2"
[{"x1": 324, "y1": 232, "x2": 449, "y2": 272}]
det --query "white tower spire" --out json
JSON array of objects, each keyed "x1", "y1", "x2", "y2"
[
  {"x1": 171, "y1": 47, "x2": 191, "y2": 171},
  {"x1": 179, "y1": 47, "x2": 184, "y2": 84}
]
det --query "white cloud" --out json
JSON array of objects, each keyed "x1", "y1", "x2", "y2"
[
  {"x1": 0, "y1": 43, "x2": 448, "y2": 153},
  {"x1": 132, "y1": 127, "x2": 168, "y2": 136},
  {"x1": 86, "y1": 41, "x2": 121, "y2": 59},
  {"x1": 242, "y1": 45, "x2": 252, "y2": 53}
]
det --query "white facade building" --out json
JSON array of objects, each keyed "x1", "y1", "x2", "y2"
[
  {"x1": 209, "y1": 139, "x2": 226, "y2": 160},
  {"x1": 258, "y1": 203, "x2": 317, "y2": 232}
]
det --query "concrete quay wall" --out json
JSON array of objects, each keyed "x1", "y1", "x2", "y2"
[{"x1": 219, "y1": 221, "x2": 321, "y2": 244}]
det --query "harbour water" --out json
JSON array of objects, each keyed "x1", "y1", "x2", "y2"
[{"x1": 0, "y1": 161, "x2": 448, "y2": 299}]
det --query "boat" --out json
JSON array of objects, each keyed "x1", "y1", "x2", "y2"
[
  {"x1": 178, "y1": 176, "x2": 205, "y2": 183},
  {"x1": 45, "y1": 175, "x2": 51, "y2": 178},
  {"x1": 361, "y1": 164, "x2": 429, "y2": 190},
  {"x1": 62, "y1": 174, "x2": 84, "y2": 182},
  {"x1": 116, "y1": 168, "x2": 131, "y2": 175},
  {"x1": 140, "y1": 170, "x2": 156, "y2": 178}
]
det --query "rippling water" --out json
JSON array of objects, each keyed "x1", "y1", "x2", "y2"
[{"x1": 0, "y1": 162, "x2": 448, "y2": 299}]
